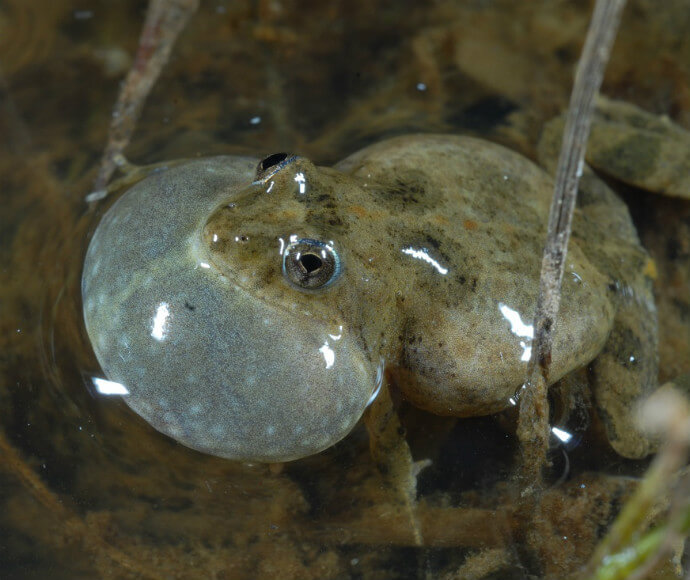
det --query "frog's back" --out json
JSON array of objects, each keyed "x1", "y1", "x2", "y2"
[
  {"x1": 337, "y1": 135, "x2": 615, "y2": 415},
  {"x1": 338, "y1": 135, "x2": 552, "y2": 227}
]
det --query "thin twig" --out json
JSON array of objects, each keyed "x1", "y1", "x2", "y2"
[
  {"x1": 517, "y1": 0, "x2": 627, "y2": 485},
  {"x1": 92, "y1": 0, "x2": 199, "y2": 195}
]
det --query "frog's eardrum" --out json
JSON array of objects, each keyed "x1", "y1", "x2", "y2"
[{"x1": 82, "y1": 157, "x2": 374, "y2": 462}]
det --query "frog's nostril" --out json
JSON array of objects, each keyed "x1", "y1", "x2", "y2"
[
  {"x1": 260, "y1": 152, "x2": 288, "y2": 171},
  {"x1": 255, "y1": 152, "x2": 295, "y2": 181},
  {"x1": 299, "y1": 253, "x2": 323, "y2": 273}
]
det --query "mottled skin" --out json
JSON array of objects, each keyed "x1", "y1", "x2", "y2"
[
  {"x1": 82, "y1": 156, "x2": 375, "y2": 462},
  {"x1": 83, "y1": 133, "x2": 658, "y2": 462}
]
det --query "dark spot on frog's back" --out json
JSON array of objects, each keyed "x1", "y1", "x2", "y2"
[
  {"x1": 605, "y1": 323, "x2": 644, "y2": 370},
  {"x1": 376, "y1": 169, "x2": 441, "y2": 213},
  {"x1": 307, "y1": 207, "x2": 350, "y2": 233},
  {"x1": 316, "y1": 193, "x2": 336, "y2": 207}
]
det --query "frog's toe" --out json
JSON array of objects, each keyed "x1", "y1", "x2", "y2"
[{"x1": 590, "y1": 285, "x2": 659, "y2": 459}]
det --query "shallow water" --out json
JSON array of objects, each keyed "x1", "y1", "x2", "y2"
[{"x1": 2, "y1": 1, "x2": 690, "y2": 578}]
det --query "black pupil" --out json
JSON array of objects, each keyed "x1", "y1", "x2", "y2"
[
  {"x1": 300, "y1": 253, "x2": 323, "y2": 273},
  {"x1": 260, "y1": 153, "x2": 288, "y2": 171}
]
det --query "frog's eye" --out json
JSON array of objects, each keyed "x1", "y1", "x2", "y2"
[
  {"x1": 255, "y1": 152, "x2": 294, "y2": 181},
  {"x1": 283, "y1": 238, "x2": 341, "y2": 290}
]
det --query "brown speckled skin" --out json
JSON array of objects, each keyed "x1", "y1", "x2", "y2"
[{"x1": 84, "y1": 134, "x2": 657, "y2": 461}]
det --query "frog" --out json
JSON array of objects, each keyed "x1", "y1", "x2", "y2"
[{"x1": 82, "y1": 100, "x2": 665, "y2": 464}]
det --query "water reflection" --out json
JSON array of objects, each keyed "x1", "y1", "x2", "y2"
[
  {"x1": 401, "y1": 246, "x2": 449, "y2": 275},
  {"x1": 551, "y1": 426, "x2": 573, "y2": 444},
  {"x1": 150, "y1": 301, "x2": 171, "y2": 341},
  {"x1": 91, "y1": 376, "x2": 130, "y2": 396},
  {"x1": 498, "y1": 302, "x2": 533, "y2": 362}
]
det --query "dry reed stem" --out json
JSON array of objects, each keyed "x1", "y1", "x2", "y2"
[
  {"x1": 309, "y1": 503, "x2": 516, "y2": 548},
  {"x1": 92, "y1": 0, "x2": 200, "y2": 195},
  {"x1": 518, "y1": 0, "x2": 628, "y2": 486},
  {"x1": 442, "y1": 548, "x2": 512, "y2": 580}
]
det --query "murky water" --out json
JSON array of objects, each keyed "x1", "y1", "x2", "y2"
[{"x1": 2, "y1": 1, "x2": 690, "y2": 578}]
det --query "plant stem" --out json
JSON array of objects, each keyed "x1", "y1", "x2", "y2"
[{"x1": 518, "y1": 0, "x2": 627, "y2": 485}]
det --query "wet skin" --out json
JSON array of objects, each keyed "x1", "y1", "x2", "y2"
[{"x1": 82, "y1": 133, "x2": 657, "y2": 462}]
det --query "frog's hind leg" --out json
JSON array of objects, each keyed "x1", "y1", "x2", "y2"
[
  {"x1": 590, "y1": 279, "x2": 658, "y2": 459},
  {"x1": 574, "y1": 170, "x2": 660, "y2": 459}
]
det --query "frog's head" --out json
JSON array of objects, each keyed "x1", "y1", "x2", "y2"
[
  {"x1": 190, "y1": 153, "x2": 380, "y2": 461},
  {"x1": 202, "y1": 154, "x2": 346, "y2": 297},
  {"x1": 83, "y1": 153, "x2": 380, "y2": 463}
]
